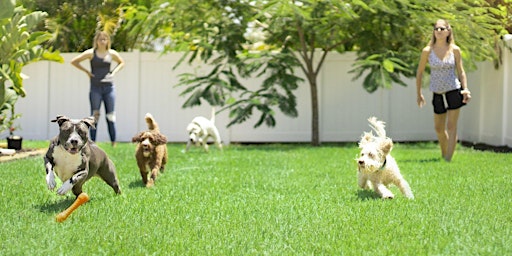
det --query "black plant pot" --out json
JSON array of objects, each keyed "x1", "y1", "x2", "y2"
[{"x1": 7, "y1": 135, "x2": 23, "y2": 150}]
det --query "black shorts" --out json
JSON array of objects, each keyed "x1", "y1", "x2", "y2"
[{"x1": 432, "y1": 88, "x2": 466, "y2": 114}]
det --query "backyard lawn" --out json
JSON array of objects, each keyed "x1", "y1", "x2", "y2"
[{"x1": 0, "y1": 141, "x2": 510, "y2": 255}]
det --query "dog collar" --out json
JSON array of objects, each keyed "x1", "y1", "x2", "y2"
[{"x1": 379, "y1": 159, "x2": 387, "y2": 171}]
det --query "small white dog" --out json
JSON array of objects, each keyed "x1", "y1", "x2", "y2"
[
  {"x1": 185, "y1": 108, "x2": 223, "y2": 152},
  {"x1": 356, "y1": 117, "x2": 414, "y2": 199}
]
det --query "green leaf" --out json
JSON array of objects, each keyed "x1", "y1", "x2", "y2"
[
  {"x1": 42, "y1": 50, "x2": 64, "y2": 63},
  {"x1": 20, "y1": 11, "x2": 47, "y2": 30},
  {"x1": 382, "y1": 59, "x2": 394, "y2": 73},
  {"x1": 0, "y1": 0, "x2": 15, "y2": 20}
]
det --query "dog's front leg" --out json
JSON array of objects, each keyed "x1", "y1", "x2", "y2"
[
  {"x1": 357, "y1": 171, "x2": 370, "y2": 189},
  {"x1": 147, "y1": 167, "x2": 159, "y2": 187},
  {"x1": 45, "y1": 161, "x2": 56, "y2": 190},
  {"x1": 374, "y1": 182, "x2": 394, "y2": 199},
  {"x1": 184, "y1": 140, "x2": 192, "y2": 152},
  {"x1": 147, "y1": 154, "x2": 165, "y2": 187},
  {"x1": 44, "y1": 148, "x2": 57, "y2": 190},
  {"x1": 57, "y1": 169, "x2": 88, "y2": 195},
  {"x1": 138, "y1": 167, "x2": 149, "y2": 185}
]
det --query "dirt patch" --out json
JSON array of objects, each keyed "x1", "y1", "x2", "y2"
[{"x1": 0, "y1": 148, "x2": 46, "y2": 162}]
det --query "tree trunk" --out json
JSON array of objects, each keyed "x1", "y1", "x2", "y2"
[{"x1": 309, "y1": 79, "x2": 320, "y2": 146}]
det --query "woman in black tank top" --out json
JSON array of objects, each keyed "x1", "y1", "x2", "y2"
[{"x1": 71, "y1": 31, "x2": 125, "y2": 146}]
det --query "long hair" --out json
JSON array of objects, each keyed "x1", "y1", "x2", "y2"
[
  {"x1": 92, "y1": 31, "x2": 111, "y2": 50},
  {"x1": 429, "y1": 19, "x2": 454, "y2": 46}
]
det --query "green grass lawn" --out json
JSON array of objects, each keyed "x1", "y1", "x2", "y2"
[{"x1": 0, "y1": 141, "x2": 511, "y2": 255}]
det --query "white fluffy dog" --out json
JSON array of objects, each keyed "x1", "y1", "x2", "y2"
[
  {"x1": 185, "y1": 108, "x2": 223, "y2": 152},
  {"x1": 356, "y1": 117, "x2": 414, "y2": 199}
]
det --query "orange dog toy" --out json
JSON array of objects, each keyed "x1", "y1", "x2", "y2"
[{"x1": 56, "y1": 192, "x2": 90, "y2": 222}]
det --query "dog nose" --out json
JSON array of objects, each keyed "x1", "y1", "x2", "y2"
[
  {"x1": 70, "y1": 139, "x2": 78, "y2": 145},
  {"x1": 358, "y1": 160, "x2": 364, "y2": 165}
]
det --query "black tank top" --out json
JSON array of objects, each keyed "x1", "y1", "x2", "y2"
[{"x1": 90, "y1": 50, "x2": 112, "y2": 86}]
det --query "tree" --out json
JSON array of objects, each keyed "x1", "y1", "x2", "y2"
[
  {"x1": 47, "y1": 0, "x2": 505, "y2": 145},
  {"x1": 19, "y1": 0, "x2": 155, "y2": 52},
  {"x1": 0, "y1": 0, "x2": 63, "y2": 135},
  {"x1": 154, "y1": 0, "x2": 506, "y2": 146},
  {"x1": 348, "y1": 0, "x2": 507, "y2": 88},
  {"x1": 149, "y1": 1, "x2": 365, "y2": 145}
]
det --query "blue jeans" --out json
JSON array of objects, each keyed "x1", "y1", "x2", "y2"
[{"x1": 89, "y1": 85, "x2": 116, "y2": 142}]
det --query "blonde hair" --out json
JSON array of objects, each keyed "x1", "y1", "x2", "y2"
[
  {"x1": 429, "y1": 19, "x2": 454, "y2": 46},
  {"x1": 92, "y1": 31, "x2": 111, "y2": 50}
]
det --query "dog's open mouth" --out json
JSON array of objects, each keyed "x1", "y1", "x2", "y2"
[
  {"x1": 67, "y1": 147, "x2": 79, "y2": 154},
  {"x1": 142, "y1": 147, "x2": 151, "y2": 157}
]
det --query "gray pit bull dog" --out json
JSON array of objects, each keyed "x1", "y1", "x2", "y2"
[{"x1": 44, "y1": 115, "x2": 121, "y2": 197}]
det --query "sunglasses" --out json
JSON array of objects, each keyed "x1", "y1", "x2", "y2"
[{"x1": 434, "y1": 27, "x2": 448, "y2": 32}]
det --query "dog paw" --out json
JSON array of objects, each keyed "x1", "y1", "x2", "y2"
[
  {"x1": 382, "y1": 193, "x2": 394, "y2": 199},
  {"x1": 146, "y1": 179, "x2": 155, "y2": 188},
  {"x1": 46, "y1": 173, "x2": 56, "y2": 190},
  {"x1": 56, "y1": 180, "x2": 73, "y2": 195}
]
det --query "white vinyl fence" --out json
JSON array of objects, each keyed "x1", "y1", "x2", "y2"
[{"x1": 12, "y1": 45, "x2": 512, "y2": 147}]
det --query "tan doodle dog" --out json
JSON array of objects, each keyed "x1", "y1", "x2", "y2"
[
  {"x1": 132, "y1": 113, "x2": 168, "y2": 187},
  {"x1": 357, "y1": 117, "x2": 414, "y2": 199}
]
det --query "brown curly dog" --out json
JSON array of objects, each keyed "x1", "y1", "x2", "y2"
[{"x1": 132, "y1": 113, "x2": 168, "y2": 187}]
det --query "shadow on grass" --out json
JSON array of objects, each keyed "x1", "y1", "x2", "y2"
[
  {"x1": 355, "y1": 190, "x2": 381, "y2": 201},
  {"x1": 36, "y1": 197, "x2": 76, "y2": 214},
  {"x1": 128, "y1": 180, "x2": 146, "y2": 189},
  {"x1": 401, "y1": 157, "x2": 441, "y2": 163},
  {"x1": 35, "y1": 192, "x2": 120, "y2": 214}
]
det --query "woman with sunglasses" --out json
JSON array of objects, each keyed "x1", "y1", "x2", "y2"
[{"x1": 416, "y1": 19, "x2": 471, "y2": 162}]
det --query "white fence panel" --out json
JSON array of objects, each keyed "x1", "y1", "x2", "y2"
[{"x1": 13, "y1": 49, "x2": 512, "y2": 147}]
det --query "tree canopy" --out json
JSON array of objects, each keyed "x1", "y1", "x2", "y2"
[
  {"x1": 152, "y1": 0, "x2": 508, "y2": 145},
  {"x1": 19, "y1": 0, "x2": 512, "y2": 145}
]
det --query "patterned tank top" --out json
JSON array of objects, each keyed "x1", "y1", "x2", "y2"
[
  {"x1": 428, "y1": 50, "x2": 460, "y2": 93},
  {"x1": 90, "y1": 50, "x2": 112, "y2": 86}
]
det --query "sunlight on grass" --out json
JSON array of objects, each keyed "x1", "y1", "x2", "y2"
[{"x1": 0, "y1": 141, "x2": 511, "y2": 254}]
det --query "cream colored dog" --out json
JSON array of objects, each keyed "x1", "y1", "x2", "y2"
[
  {"x1": 185, "y1": 108, "x2": 223, "y2": 152},
  {"x1": 356, "y1": 117, "x2": 414, "y2": 199}
]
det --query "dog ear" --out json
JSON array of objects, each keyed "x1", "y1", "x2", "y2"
[
  {"x1": 186, "y1": 123, "x2": 195, "y2": 133},
  {"x1": 82, "y1": 116, "x2": 97, "y2": 129},
  {"x1": 51, "y1": 115, "x2": 70, "y2": 126},
  {"x1": 154, "y1": 133, "x2": 168, "y2": 145},
  {"x1": 358, "y1": 132, "x2": 373, "y2": 148},
  {"x1": 132, "y1": 133, "x2": 144, "y2": 143},
  {"x1": 380, "y1": 138, "x2": 394, "y2": 155}
]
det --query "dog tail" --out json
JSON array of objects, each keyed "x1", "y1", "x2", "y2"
[
  {"x1": 368, "y1": 116, "x2": 386, "y2": 138},
  {"x1": 210, "y1": 107, "x2": 216, "y2": 124},
  {"x1": 145, "y1": 113, "x2": 159, "y2": 131}
]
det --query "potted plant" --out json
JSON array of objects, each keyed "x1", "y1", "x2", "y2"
[
  {"x1": 7, "y1": 130, "x2": 22, "y2": 151},
  {"x1": 6, "y1": 114, "x2": 22, "y2": 151}
]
